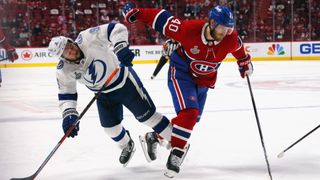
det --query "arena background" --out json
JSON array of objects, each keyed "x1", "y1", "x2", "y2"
[
  {"x1": 0, "y1": 0, "x2": 320, "y2": 67},
  {"x1": 1, "y1": 1, "x2": 320, "y2": 180}
]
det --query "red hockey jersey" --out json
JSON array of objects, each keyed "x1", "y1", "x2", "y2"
[
  {"x1": 0, "y1": 28, "x2": 13, "y2": 50},
  {"x1": 136, "y1": 8, "x2": 249, "y2": 87}
]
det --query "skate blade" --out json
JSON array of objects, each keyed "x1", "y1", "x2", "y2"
[
  {"x1": 122, "y1": 147, "x2": 136, "y2": 168},
  {"x1": 164, "y1": 170, "x2": 177, "y2": 178},
  {"x1": 139, "y1": 135, "x2": 152, "y2": 163}
]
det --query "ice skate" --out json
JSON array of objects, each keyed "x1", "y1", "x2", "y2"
[
  {"x1": 139, "y1": 132, "x2": 159, "y2": 162},
  {"x1": 119, "y1": 131, "x2": 136, "y2": 167},
  {"x1": 164, "y1": 144, "x2": 190, "y2": 178}
]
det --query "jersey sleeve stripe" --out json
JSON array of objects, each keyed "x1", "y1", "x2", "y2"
[
  {"x1": 162, "y1": 16, "x2": 174, "y2": 35},
  {"x1": 107, "y1": 22, "x2": 117, "y2": 42},
  {"x1": 152, "y1": 9, "x2": 173, "y2": 34},
  {"x1": 58, "y1": 93, "x2": 78, "y2": 101}
]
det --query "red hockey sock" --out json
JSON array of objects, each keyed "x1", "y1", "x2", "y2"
[{"x1": 171, "y1": 108, "x2": 199, "y2": 149}]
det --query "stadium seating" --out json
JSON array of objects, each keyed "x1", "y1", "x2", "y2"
[{"x1": 1, "y1": 0, "x2": 319, "y2": 47}]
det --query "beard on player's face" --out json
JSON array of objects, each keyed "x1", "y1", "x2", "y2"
[{"x1": 208, "y1": 19, "x2": 233, "y2": 41}]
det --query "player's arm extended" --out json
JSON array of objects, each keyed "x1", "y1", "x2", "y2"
[{"x1": 123, "y1": 4, "x2": 186, "y2": 43}]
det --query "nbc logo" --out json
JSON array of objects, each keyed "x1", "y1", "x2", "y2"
[{"x1": 267, "y1": 44, "x2": 285, "y2": 55}]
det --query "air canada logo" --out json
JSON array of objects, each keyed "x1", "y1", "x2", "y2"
[
  {"x1": 267, "y1": 44, "x2": 285, "y2": 55},
  {"x1": 84, "y1": 59, "x2": 107, "y2": 85},
  {"x1": 21, "y1": 50, "x2": 33, "y2": 61}
]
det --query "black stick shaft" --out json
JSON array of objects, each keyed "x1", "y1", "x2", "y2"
[
  {"x1": 0, "y1": 57, "x2": 8, "y2": 61},
  {"x1": 283, "y1": 124, "x2": 320, "y2": 153},
  {"x1": 246, "y1": 75, "x2": 273, "y2": 180}
]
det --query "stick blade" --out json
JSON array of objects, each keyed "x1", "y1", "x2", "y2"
[{"x1": 277, "y1": 151, "x2": 285, "y2": 158}]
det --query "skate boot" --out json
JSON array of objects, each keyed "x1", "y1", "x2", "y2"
[
  {"x1": 119, "y1": 131, "x2": 136, "y2": 167},
  {"x1": 164, "y1": 144, "x2": 190, "y2": 178},
  {"x1": 139, "y1": 132, "x2": 159, "y2": 162}
]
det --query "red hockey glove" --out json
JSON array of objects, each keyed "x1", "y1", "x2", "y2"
[
  {"x1": 237, "y1": 54, "x2": 253, "y2": 78},
  {"x1": 6, "y1": 48, "x2": 18, "y2": 62},
  {"x1": 122, "y1": 1, "x2": 139, "y2": 23}
]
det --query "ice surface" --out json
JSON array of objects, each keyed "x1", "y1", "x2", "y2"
[{"x1": 0, "y1": 61, "x2": 319, "y2": 180}]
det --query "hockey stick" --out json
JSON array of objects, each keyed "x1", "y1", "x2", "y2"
[
  {"x1": 0, "y1": 57, "x2": 8, "y2": 61},
  {"x1": 278, "y1": 124, "x2": 320, "y2": 158},
  {"x1": 246, "y1": 75, "x2": 273, "y2": 180},
  {"x1": 10, "y1": 66, "x2": 120, "y2": 180}
]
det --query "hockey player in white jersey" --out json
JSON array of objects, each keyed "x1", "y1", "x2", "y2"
[{"x1": 48, "y1": 22, "x2": 172, "y2": 167}]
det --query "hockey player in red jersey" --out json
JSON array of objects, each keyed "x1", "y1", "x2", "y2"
[
  {"x1": 0, "y1": 28, "x2": 18, "y2": 62},
  {"x1": 0, "y1": 28, "x2": 18, "y2": 86},
  {"x1": 122, "y1": 2, "x2": 253, "y2": 177}
]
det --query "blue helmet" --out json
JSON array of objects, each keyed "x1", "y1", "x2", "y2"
[{"x1": 209, "y1": 6, "x2": 234, "y2": 29}]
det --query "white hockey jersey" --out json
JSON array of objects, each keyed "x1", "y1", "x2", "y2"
[{"x1": 56, "y1": 23, "x2": 130, "y2": 112}]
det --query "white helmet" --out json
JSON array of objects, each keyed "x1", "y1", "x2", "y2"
[{"x1": 48, "y1": 36, "x2": 73, "y2": 58}]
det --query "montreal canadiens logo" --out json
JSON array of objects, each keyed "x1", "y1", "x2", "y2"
[
  {"x1": 190, "y1": 61, "x2": 221, "y2": 76},
  {"x1": 84, "y1": 59, "x2": 107, "y2": 85}
]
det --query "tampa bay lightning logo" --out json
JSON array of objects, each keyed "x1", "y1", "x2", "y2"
[
  {"x1": 84, "y1": 59, "x2": 107, "y2": 85},
  {"x1": 190, "y1": 61, "x2": 221, "y2": 76}
]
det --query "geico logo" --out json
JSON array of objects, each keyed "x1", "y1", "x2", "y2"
[{"x1": 300, "y1": 43, "x2": 320, "y2": 54}]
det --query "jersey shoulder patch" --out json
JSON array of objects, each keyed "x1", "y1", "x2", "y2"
[
  {"x1": 89, "y1": 26, "x2": 100, "y2": 33},
  {"x1": 57, "y1": 60, "x2": 64, "y2": 69}
]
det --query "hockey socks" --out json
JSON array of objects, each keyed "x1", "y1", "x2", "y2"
[{"x1": 171, "y1": 108, "x2": 198, "y2": 149}]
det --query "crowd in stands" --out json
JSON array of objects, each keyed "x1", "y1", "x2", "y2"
[{"x1": 1, "y1": 0, "x2": 319, "y2": 47}]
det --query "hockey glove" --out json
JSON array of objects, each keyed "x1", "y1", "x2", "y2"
[
  {"x1": 122, "y1": 1, "x2": 139, "y2": 23},
  {"x1": 62, "y1": 108, "x2": 79, "y2": 138},
  {"x1": 237, "y1": 54, "x2": 253, "y2": 78},
  {"x1": 163, "y1": 39, "x2": 179, "y2": 57},
  {"x1": 114, "y1": 41, "x2": 134, "y2": 67},
  {"x1": 6, "y1": 48, "x2": 18, "y2": 62}
]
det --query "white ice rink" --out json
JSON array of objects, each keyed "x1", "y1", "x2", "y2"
[{"x1": 0, "y1": 61, "x2": 319, "y2": 180}]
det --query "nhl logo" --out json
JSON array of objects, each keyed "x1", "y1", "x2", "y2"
[{"x1": 190, "y1": 46, "x2": 200, "y2": 54}]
